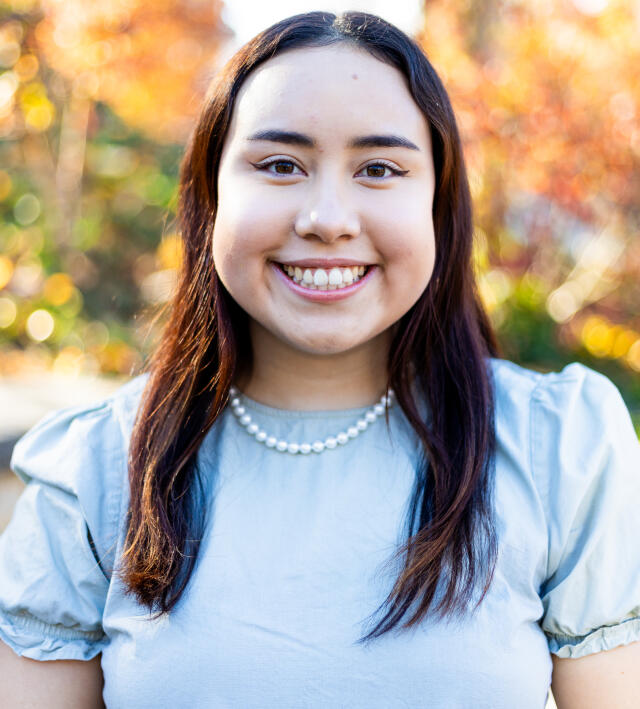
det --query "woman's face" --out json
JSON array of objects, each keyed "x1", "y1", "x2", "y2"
[{"x1": 212, "y1": 44, "x2": 436, "y2": 356}]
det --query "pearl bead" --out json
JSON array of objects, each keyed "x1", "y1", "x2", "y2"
[{"x1": 228, "y1": 388, "x2": 395, "y2": 455}]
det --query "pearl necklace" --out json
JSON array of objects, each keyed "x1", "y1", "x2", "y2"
[{"x1": 228, "y1": 386, "x2": 395, "y2": 455}]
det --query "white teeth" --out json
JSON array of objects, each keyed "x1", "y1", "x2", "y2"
[
  {"x1": 313, "y1": 269, "x2": 329, "y2": 287},
  {"x1": 280, "y1": 263, "x2": 369, "y2": 291}
]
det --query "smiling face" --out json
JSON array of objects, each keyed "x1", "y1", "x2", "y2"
[{"x1": 212, "y1": 43, "x2": 436, "y2": 359}]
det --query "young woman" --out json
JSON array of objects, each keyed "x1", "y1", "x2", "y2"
[{"x1": 1, "y1": 11, "x2": 639, "y2": 708}]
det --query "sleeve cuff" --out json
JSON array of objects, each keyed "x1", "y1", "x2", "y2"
[
  {"x1": 0, "y1": 610, "x2": 106, "y2": 662},
  {"x1": 547, "y1": 616, "x2": 640, "y2": 658}
]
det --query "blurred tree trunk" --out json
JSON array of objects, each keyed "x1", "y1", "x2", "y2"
[{"x1": 55, "y1": 80, "x2": 90, "y2": 245}]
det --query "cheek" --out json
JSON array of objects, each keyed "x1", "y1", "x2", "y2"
[
  {"x1": 371, "y1": 204, "x2": 436, "y2": 278},
  {"x1": 212, "y1": 179, "x2": 296, "y2": 271},
  {"x1": 212, "y1": 205, "x2": 272, "y2": 279}
]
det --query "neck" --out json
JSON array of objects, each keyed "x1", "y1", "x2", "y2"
[{"x1": 236, "y1": 322, "x2": 391, "y2": 411}]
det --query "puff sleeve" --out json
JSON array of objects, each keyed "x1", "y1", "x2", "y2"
[
  {"x1": 532, "y1": 363, "x2": 640, "y2": 658},
  {"x1": 0, "y1": 396, "x2": 127, "y2": 661}
]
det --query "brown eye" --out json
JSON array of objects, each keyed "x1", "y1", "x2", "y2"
[
  {"x1": 358, "y1": 162, "x2": 407, "y2": 179},
  {"x1": 253, "y1": 159, "x2": 302, "y2": 176},
  {"x1": 365, "y1": 165, "x2": 387, "y2": 178},
  {"x1": 274, "y1": 161, "x2": 295, "y2": 174}
]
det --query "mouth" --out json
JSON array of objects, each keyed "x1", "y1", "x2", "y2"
[{"x1": 276, "y1": 262, "x2": 371, "y2": 291}]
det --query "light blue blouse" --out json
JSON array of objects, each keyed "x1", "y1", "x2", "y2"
[{"x1": 1, "y1": 358, "x2": 639, "y2": 708}]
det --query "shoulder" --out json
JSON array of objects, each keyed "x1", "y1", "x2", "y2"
[
  {"x1": 11, "y1": 372, "x2": 150, "y2": 481},
  {"x1": 0, "y1": 374, "x2": 150, "y2": 661},
  {"x1": 9, "y1": 371, "x2": 151, "y2": 571},
  {"x1": 526, "y1": 359, "x2": 638, "y2": 529},
  {"x1": 492, "y1": 358, "x2": 639, "y2": 556},
  {"x1": 488, "y1": 357, "x2": 638, "y2": 525},
  {"x1": 522, "y1": 360, "x2": 634, "y2": 475},
  {"x1": 488, "y1": 355, "x2": 637, "y2": 471},
  {"x1": 487, "y1": 355, "x2": 618, "y2": 399},
  {"x1": 487, "y1": 356, "x2": 629, "y2": 436}
]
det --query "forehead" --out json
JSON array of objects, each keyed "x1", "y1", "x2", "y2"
[{"x1": 226, "y1": 44, "x2": 430, "y2": 146}]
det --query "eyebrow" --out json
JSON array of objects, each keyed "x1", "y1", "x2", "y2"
[{"x1": 246, "y1": 129, "x2": 420, "y2": 151}]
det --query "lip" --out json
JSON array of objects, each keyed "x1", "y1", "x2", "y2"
[
  {"x1": 275, "y1": 258, "x2": 372, "y2": 268},
  {"x1": 270, "y1": 261, "x2": 377, "y2": 302}
]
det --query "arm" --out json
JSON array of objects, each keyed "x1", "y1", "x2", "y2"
[
  {"x1": 551, "y1": 641, "x2": 640, "y2": 709},
  {"x1": 0, "y1": 640, "x2": 105, "y2": 709}
]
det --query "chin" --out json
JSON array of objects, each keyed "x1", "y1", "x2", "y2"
[{"x1": 285, "y1": 332, "x2": 367, "y2": 356}]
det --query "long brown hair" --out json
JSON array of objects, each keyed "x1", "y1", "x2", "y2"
[{"x1": 122, "y1": 11, "x2": 502, "y2": 642}]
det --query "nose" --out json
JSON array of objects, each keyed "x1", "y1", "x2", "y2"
[{"x1": 294, "y1": 177, "x2": 361, "y2": 243}]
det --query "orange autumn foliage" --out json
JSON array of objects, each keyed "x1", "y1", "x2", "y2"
[
  {"x1": 417, "y1": 1, "x2": 640, "y2": 228},
  {"x1": 34, "y1": 0, "x2": 230, "y2": 143}
]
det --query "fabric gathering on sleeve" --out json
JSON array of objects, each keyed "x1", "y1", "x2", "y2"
[
  {"x1": 0, "y1": 392, "x2": 131, "y2": 661},
  {"x1": 530, "y1": 362, "x2": 640, "y2": 659}
]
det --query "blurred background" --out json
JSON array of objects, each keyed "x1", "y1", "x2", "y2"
[
  {"x1": 0, "y1": 4, "x2": 637, "y2": 704},
  {"x1": 1, "y1": 0, "x2": 639, "y2": 490}
]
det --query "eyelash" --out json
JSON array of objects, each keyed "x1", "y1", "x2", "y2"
[{"x1": 252, "y1": 158, "x2": 408, "y2": 179}]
